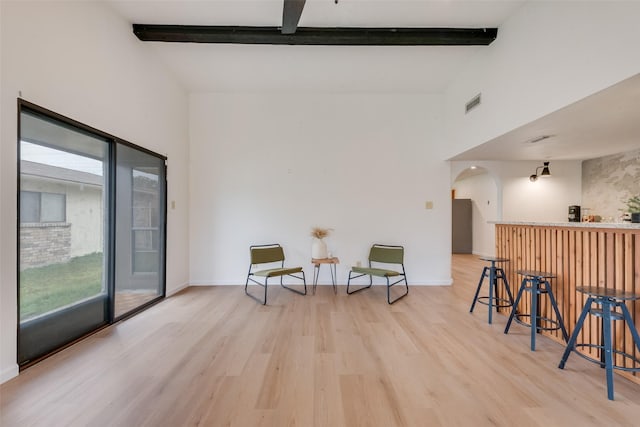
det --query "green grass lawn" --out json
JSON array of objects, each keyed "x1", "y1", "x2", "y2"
[{"x1": 20, "y1": 252, "x2": 104, "y2": 321}]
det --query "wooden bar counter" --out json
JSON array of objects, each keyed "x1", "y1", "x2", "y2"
[{"x1": 494, "y1": 221, "x2": 640, "y2": 385}]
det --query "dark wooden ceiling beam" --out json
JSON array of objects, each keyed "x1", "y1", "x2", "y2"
[
  {"x1": 132, "y1": 25, "x2": 498, "y2": 46},
  {"x1": 282, "y1": 0, "x2": 306, "y2": 35}
]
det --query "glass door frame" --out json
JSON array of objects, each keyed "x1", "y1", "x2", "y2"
[
  {"x1": 111, "y1": 143, "x2": 167, "y2": 322},
  {"x1": 17, "y1": 99, "x2": 167, "y2": 367}
]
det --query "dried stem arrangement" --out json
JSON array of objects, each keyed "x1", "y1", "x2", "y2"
[{"x1": 310, "y1": 227, "x2": 332, "y2": 239}]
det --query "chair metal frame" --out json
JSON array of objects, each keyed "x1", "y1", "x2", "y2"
[
  {"x1": 245, "y1": 243, "x2": 306, "y2": 305},
  {"x1": 347, "y1": 244, "x2": 408, "y2": 304}
]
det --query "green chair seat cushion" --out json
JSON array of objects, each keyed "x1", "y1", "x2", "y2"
[
  {"x1": 351, "y1": 266, "x2": 400, "y2": 277},
  {"x1": 253, "y1": 266, "x2": 303, "y2": 277}
]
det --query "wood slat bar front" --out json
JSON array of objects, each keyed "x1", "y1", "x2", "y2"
[{"x1": 495, "y1": 223, "x2": 640, "y2": 385}]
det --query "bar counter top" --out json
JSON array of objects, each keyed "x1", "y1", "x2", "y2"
[{"x1": 491, "y1": 221, "x2": 640, "y2": 229}]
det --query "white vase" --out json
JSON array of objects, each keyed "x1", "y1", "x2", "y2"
[{"x1": 311, "y1": 238, "x2": 328, "y2": 259}]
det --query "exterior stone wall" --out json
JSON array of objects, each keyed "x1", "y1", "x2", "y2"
[{"x1": 20, "y1": 223, "x2": 71, "y2": 270}]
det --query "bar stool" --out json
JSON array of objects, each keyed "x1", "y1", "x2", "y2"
[
  {"x1": 469, "y1": 257, "x2": 514, "y2": 324},
  {"x1": 558, "y1": 286, "x2": 640, "y2": 400},
  {"x1": 504, "y1": 270, "x2": 569, "y2": 351}
]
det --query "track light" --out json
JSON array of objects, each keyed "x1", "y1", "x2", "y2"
[{"x1": 529, "y1": 161, "x2": 551, "y2": 182}]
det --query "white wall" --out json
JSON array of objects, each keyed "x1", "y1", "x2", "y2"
[
  {"x1": 0, "y1": 1, "x2": 189, "y2": 383},
  {"x1": 500, "y1": 161, "x2": 582, "y2": 222},
  {"x1": 444, "y1": 1, "x2": 640, "y2": 159},
  {"x1": 453, "y1": 170, "x2": 498, "y2": 257},
  {"x1": 189, "y1": 93, "x2": 452, "y2": 287}
]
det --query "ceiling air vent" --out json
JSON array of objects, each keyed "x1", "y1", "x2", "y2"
[{"x1": 465, "y1": 93, "x2": 481, "y2": 114}]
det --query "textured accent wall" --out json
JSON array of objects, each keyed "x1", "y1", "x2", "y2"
[{"x1": 582, "y1": 148, "x2": 640, "y2": 221}]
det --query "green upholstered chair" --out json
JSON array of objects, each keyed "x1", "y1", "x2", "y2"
[
  {"x1": 347, "y1": 244, "x2": 408, "y2": 304},
  {"x1": 245, "y1": 244, "x2": 306, "y2": 305}
]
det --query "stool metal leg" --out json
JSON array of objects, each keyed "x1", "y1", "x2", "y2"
[
  {"x1": 601, "y1": 299, "x2": 615, "y2": 400},
  {"x1": 497, "y1": 268, "x2": 515, "y2": 306},
  {"x1": 542, "y1": 280, "x2": 569, "y2": 342},
  {"x1": 471, "y1": 263, "x2": 514, "y2": 325},
  {"x1": 530, "y1": 278, "x2": 539, "y2": 351},
  {"x1": 488, "y1": 265, "x2": 495, "y2": 324},
  {"x1": 504, "y1": 278, "x2": 527, "y2": 334},
  {"x1": 470, "y1": 266, "x2": 489, "y2": 314},
  {"x1": 619, "y1": 302, "x2": 640, "y2": 353},
  {"x1": 559, "y1": 297, "x2": 593, "y2": 369}
]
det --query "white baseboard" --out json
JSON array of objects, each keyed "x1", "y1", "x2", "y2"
[
  {"x1": 166, "y1": 281, "x2": 190, "y2": 297},
  {"x1": 189, "y1": 281, "x2": 250, "y2": 286},
  {"x1": 1, "y1": 364, "x2": 19, "y2": 384},
  {"x1": 427, "y1": 279, "x2": 453, "y2": 286},
  {"x1": 187, "y1": 279, "x2": 453, "y2": 286},
  {"x1": 472, "y1": 251, "x2": 495, "y2": 258}
]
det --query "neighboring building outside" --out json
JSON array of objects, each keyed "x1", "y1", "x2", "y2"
[{"x1": 20, "y1": 160, "x2": 103, "y2": 270}]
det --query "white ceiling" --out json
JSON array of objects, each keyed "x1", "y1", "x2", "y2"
[
  {"x1": 108, "y1": 0, "x2": 525, "y2": 93},
  {"x1": 109, "y1": 0, "x2": 524, "y2": 29},
  {"x1": 106, "y1": 1, "x2": 640, "y2": 161}
]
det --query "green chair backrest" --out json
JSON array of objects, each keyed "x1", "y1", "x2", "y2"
[
  {"x1": 250, "y1": 245, "x2": 285, "y2": 265},
  {"x1": 369, "y1": 244, "x2": 404, "y2": 264}
]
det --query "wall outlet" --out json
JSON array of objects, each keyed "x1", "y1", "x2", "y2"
[
  {"x1": 425, "y1": 201, "x2": 434, "y2": 209},
  {"x1": 356, "y1": 261, "x2": 362, "y2": 267}
]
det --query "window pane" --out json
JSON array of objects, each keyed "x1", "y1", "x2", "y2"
[
  {"x1": 114, "y1": 148, "x2": 165, "y2": 317},
  {"x1": 41, "y1": 192, "x2": 66, "y2": 222},
  {"x1": 133, "y1": 229, "x2": 154, "y2": 250},
  {"x1": 20, "y1": 136, "x2": 107, "y2": 318},
  {"x1": 19, "y1": 107, "x2": 109, "y2": 365},
  {"x1": 20, "y1": 191, "x2": 40, "y2": 223},
  {"x1": 133, "y1": 251, "x2": 159, "y2": 273}
]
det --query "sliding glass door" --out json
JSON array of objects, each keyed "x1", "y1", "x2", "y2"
[
  {"x1": 114, "y1": 145, "x2": 166, "y2": 319},
  {"x1": 18, "y1": 108, "x2": 110, "y2": 365},
  {"x1": 18, "y1": 101, "x2": 167, "y2": 366}
]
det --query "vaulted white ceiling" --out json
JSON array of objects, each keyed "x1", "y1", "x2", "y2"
[
  {"x1": 109, "y1": 0, "x2": 524, "y2": 28},
  {"x1": 108, "y1": 0, "x2": 525, "y2": 93},
  {"x1": 106, "y1": 1, "x2": 640, "y2": 161}
]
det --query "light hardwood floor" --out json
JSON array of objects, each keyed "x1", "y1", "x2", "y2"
[{"x1": 1, "y1": 255, "x2": 639, "y2": 426}]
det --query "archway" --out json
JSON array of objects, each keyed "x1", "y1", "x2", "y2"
[{"x1": 451, "y1": 165, "x2": 500, "y2": 258}]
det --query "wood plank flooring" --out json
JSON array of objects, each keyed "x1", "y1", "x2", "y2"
[{"x1": 1, "y1": 254, "x2": 639, "y2": 426}]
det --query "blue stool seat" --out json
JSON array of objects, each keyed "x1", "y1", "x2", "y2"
[
  {"x1": 559, "y1": 286, "x2": 640, "y2": 400},
  {"x1": 469, "y1": 257, "x2": 514, "y2": 324},
  {"x1": 504, "y1": 270, "x2": 568, "y2": 351}
]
